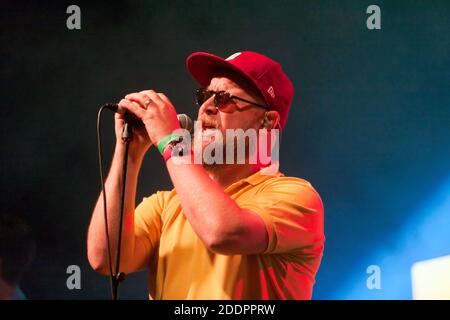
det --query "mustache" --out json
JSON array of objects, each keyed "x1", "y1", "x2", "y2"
[{"x1": 197, "y1": 115, "x2": 220, "y2": 129}]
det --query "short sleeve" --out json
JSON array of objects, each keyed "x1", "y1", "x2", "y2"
[
  {"x1": 240, "y1": 178, "x2": 324, "y2": 254},
  {"x1": 134, "y1": 191, "x2": 164, "y2": 255}
]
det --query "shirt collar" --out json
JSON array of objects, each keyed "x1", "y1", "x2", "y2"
[
  {"x1": 244, "y1": 162, "x2": 282, "y2": 185},
  {"x1": 225, "y1": 162, "x2": 282, "y2": 193}
]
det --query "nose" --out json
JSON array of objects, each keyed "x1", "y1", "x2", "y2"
[{"x1": 199, "y1": 95, "x2": 218, "y2": 116}]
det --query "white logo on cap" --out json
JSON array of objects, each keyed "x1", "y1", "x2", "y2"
[
  {"x1": 226, "y1": 52, "x2": 242, "y2": 61},
  {"x1": 267, "y1": 86, "x2": 275, "y2": 98}
]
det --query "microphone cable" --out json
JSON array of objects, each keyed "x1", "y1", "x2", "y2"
[{"x1": 96, "y1": 105, "x2": 115, "y2": 298}]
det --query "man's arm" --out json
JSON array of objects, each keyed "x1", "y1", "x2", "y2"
[
  {"x1": 166, "y1": 160, "x2": 268, "y2": 255},
  {"x1": 87, "y1": 110, "x2": 154, "y2": 274},
  {"x1": 117, "y1": 90, "x2": 269, "y2": 255}
]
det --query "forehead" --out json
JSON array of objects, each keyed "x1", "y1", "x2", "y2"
[
  {"x1": 208, "y1": 76, "x2": 242, "y2": 92},
  {"x1": 207, "y1": 69, "x2": 261, "y2": 100}
]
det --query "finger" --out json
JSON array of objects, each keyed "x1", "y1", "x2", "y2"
[
  {"x1": 125, "y1": 92, "x2": 152, "y2": 109},
  {"x1": 157, "y1": 92, "x2": 179, "y2": 117},
  {"x1": 157, "y1": 92, "x2": 172, "y2": 105},
  {"x1": 143, "y1": 90, "x2": 165, "y2": 106},
  {"x1": 118, "y1": 98, "x2": 146, "y2": 119}
]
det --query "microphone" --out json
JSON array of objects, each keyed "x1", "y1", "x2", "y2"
[{"x1": 103, "y1": 103, "x2": 193, "y2": 133}]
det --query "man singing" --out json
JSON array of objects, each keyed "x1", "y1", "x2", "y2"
[{"x1": 87, "y1": 51, "x2": 324, "y2": 299}]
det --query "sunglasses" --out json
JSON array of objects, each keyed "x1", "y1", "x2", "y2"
[{"x1": 195, "y1": 88, "x2": 268, "y2": 111}]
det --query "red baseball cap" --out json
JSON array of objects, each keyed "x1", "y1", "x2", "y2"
[{"x1": 186, "y1": 51, "x2": 294, "y2": 128}]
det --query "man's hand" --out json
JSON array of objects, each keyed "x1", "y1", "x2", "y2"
[{"x1": 118, "y1": 90, "x2": 181, "y2": 151}]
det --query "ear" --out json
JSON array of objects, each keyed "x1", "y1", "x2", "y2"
[{"x1": 261, "y1": 111, "x2": 280, "y2": 129}]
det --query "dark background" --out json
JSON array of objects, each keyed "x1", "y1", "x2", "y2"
[{"x1": 1, "y1": 0, "x2": 449, "y2": 299}]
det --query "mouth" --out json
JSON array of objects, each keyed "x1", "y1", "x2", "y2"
[
  {"x1": 202, "y1": 125, "x2": 216, "y2": 131},
  {"x1": 199, "y1": 122, "x2": 220, "y2": 141},
  {"x1": 201, "y1": 123, "x2": 218, "y2": 132}
]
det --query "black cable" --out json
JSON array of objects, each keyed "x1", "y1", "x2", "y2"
[
  {"x1": 111, "y1": 122, "x2": 132, "y2": 300},
  {"x1": 96, "y1": 106, "x2": 114, "y2": 298}
]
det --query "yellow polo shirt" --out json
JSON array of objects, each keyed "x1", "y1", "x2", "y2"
[{"x1": 134, "y1": 169, "x2": 324, "y2": 300}]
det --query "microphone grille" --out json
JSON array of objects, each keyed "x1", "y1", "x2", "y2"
[{"x1": 177, "y1": 114, "x2": 193, "y2": 133}]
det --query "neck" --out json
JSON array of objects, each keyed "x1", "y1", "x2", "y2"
[{"x1": 203, "y1": 163, "x2": 260, "y2": 189}]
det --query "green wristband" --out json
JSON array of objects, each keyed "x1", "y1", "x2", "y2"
[{"x1": 157, "y1": 134, "x2": 183, "y2": 154}]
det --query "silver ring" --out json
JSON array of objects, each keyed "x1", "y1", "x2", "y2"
[{"x1": 143, "y1": 98, "x2": 153, "y2": 108}]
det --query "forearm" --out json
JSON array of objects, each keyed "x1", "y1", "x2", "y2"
[
  {"x1": 87, "y1": 144, "x2": 142, "y2": 273},
  {"x1": 165, "y1": 160, "x2": 265, "y2": 254}
]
